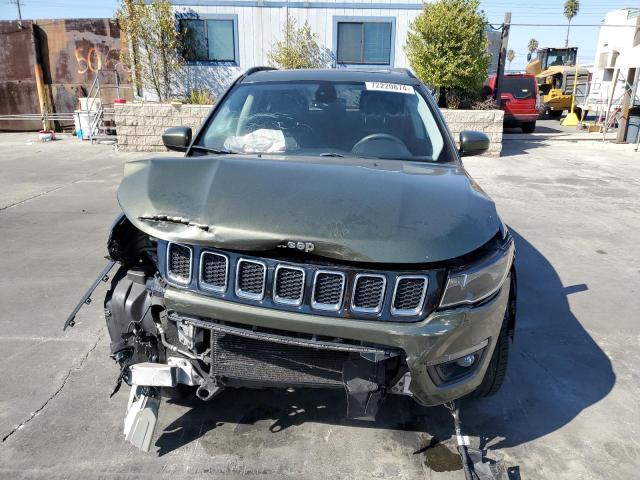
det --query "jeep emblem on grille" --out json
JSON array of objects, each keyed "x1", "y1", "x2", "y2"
[{"x1": 279, "y1": 240, "x2": 315, "y2": 253}]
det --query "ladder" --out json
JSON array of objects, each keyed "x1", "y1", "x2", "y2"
[{"x1": 82, "y1": 69, "x2": 128, "y2": 143}]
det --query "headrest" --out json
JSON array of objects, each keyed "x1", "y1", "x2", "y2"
[
  {"x1": 315, "y1": 84, "x2": 338, "y2": 103},
  {"x1": 359, "y1": 90, "x2": 406, "y2": 115},
  {"x1": 267, "y1": 90, "x2": 308, "y2": 115}
]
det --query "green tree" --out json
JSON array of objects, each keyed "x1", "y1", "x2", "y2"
[
  {"x1": 406, "y1": 0, "x2": 490, "y2": 106},
  {"x1": 268, "y1": 16, "x2": 333, "y2": 69},
  {"x1": 527, "y1": 38, "x2": 539, "y2": 60},
  {"x1": 564, "y1": 0, "x2": 580, "y2": 48},
  {"x1": 116, "y1": 0, "x2": 183, "y2": 102},
  {"x1": 507, "y1": 49, "x2": 515, "y2": 70}
]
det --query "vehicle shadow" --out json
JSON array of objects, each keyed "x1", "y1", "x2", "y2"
[
  {"x1": 500, "y1": 135, "x2": 607, "y2": 157},
  {"x1": 155, "y1": 228, "x2": 615, "y2": 460},
  {"x1": 503, "y1": 124, "x2": 564, "y2": 135}
]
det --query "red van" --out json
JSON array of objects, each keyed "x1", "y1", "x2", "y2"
[{"x1": 487, "y1": 74, "x2": 539, "y2": 133}]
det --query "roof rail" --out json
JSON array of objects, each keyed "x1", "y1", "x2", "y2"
[
  {"x1": 243, "y1": 66, "x2": 277, "y2": 77},
  {"x1": 391, "y1": 68, "x2": 417, "y2": 79}
]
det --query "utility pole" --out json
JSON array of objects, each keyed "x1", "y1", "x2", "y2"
[
  {"x1": 13, "y1": 0, "x2": 23, "y2": 29},
  {"x1": 494, "y1": 12, "x2": 512, "y2": 102}
]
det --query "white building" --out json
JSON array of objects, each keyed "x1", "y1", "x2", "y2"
[
  {"x1": 583, "y1": 8, "x2": 640, "y2": 115},
  {"x1": 170, "y1": 0, "x2": 501, "y2": 96}
]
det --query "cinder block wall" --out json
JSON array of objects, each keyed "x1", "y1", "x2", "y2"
[
  {"x1": 116, "y1": 104, "x2": 504, "y2": 156},
  {"x1": 441, "y1": 109, "x2": 504, "y2": 157},
  {"x1": 115, "y1": 103, "x2": 213, "y2": 152}
]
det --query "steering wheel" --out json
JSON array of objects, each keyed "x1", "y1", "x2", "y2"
[
  {"x1": 352, "y1": 133, "x2": 411, "y2": 157},
  {"x1": 240, "y1": 113, "x2": 292, "y2": 135},
  {"x1": 239, "y1": 112, "x2": 314, "y2": 140}
]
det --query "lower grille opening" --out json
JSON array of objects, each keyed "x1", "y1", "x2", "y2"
[{"x1": 210, "y1": 330, "x2": 348, "y2": 386}]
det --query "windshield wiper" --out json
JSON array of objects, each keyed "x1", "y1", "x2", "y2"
[
  {"x1": 319, "y1": 152, "x2": 344, "y2": 157},
  {"x1": 190, "y1": 145, "x2": 236, "y2": 154}
]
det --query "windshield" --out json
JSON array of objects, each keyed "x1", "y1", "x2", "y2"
[
  {"x1": 543, "y1": 49, "x2": 576, "y2": 68},
  {"x1": 197, "y1": 81, "x2": 447, "y2": 162}
]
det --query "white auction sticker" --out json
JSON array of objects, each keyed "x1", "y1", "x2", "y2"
[{"x1": 365, "y1": 82, "x2": 415, "y2": 94}]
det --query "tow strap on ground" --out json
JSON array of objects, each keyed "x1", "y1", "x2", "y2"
[{"x1": 445, "y1": 401, "x2": 506, "y2": 480}]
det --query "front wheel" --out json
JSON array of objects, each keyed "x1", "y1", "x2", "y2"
[
  {"x1": 469, "y1": 308, "x2": 510, "y2": 398},
  {"x1": 522, "y1": 122, "x2": 536, "y2": 133}
]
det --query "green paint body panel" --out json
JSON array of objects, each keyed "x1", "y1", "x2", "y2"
[
  {"x1": 164, "y1": 279, "x2": 510, "y2": 405},
  {"x1": 118, "y1": 154, "x2": 500, "y2": 264},
  {"x1": 104, "y1": 68, "x2": 514, "y2": 408}
]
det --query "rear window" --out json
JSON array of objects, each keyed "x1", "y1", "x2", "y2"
[{"x1": 502, "y1": 77, "x2": 535, "y2": 99}]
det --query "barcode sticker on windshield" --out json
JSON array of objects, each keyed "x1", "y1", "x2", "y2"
[{"x1": 365, "y1": 82, "x2": 415, "y2": 94}]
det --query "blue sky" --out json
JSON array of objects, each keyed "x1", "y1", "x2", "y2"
[{"x1": 0, "y1": 0, "x2": 635, "y2": 70}]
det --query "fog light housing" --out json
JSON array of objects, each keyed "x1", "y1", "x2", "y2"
[
  {"x1": 428, "y1": 347, "x2": 485, "y2": 386},
  {"x1": 456, "y1": 354, "x2": 476, "y2": 368}
]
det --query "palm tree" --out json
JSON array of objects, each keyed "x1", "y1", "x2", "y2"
[
  {"x1": 507, "y1": 49, "x2": 515, "y2": 70},
  {"x1": 527, "y1": 38, "x2": 539, "y2": 61},
  {"x1": 564, "y1": 0, "x2": 580, "y2": 48}
]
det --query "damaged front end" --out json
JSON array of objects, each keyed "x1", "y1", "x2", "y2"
[
  {"x1": 65, "y1": 205, "x2": 514, "y2": 452},
  {"x1": 102, "y1": 214, "x2": 415, "y2": 416}
]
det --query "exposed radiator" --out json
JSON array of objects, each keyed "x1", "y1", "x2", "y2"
[{"x1": 210, "y1": 329, "x2": 349, "y2": 386}]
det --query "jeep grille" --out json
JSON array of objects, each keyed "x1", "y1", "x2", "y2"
[
  {"x1": 312, "y1": 271, "x2": 345, "y2": 311},
  {"x1": 236, "y1": 259, "x2": 266, "y2": 300},
  {"x1": 200, "y1": 252, "x2": 228, "y2": 292},
  {"x1": 167, "y1": 242, "x2": 192, "y2": 285},
  {"x1": 352, "y1": 274, "x2": 386, "y2": 313},
  {"x1": 392, "y1": 276, "x2": 428, "y2": 315},
  {"x1": 274, "y1": 266, "x2": 305, "y2": 305},
  {"x1": 160, "y1": 242, "x2": 435, "y2": 321}
]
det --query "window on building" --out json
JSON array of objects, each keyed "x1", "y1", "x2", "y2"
[
  {"x1": 336, "y1": 21, "x2": 392, "y2": 65},
  {"x1": 180, "y1": 18, "x2": 237, "y2": 63}
]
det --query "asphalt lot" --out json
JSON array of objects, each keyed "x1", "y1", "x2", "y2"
[{"x1": 0, "y1": 122, "x2": 639, "y2": 479}]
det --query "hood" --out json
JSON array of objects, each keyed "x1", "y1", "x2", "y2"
[{"x1": 117, "y1": 155, "x2": 500, "y2": 264}]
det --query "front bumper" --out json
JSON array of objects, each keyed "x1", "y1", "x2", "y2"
[
  {"x1": 164, "y1": 278, "x2": 511, "y2": 406},
  {"x1": 504, "y1": 113, "x2": 538, "y2": 125}
]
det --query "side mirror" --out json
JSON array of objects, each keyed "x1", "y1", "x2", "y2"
[
  {"x1": 162, "y1": 126, "x2": 192, "y2": 152},
  {"x1": 459, "y1": 130, "x2": 490, "y2": 157}
]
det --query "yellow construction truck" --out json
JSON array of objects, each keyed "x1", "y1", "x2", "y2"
[{"x1": 526, "y1": 47, "x2": 590, "y2": 119}]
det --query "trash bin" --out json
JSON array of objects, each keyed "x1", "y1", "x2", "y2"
[
  {"x1": 73, "y1": 110, "x2": 99, "y2": 140},
  {"x1": 625, "y1": 107, "x2": 640, "y2": 143}
]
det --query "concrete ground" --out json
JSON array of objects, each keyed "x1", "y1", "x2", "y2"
[{"x1": 0, "y1": 122, "x2": 639, "y2": 479}]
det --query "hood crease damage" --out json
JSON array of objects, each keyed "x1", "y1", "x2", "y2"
[{"x1": 118, "y1": 155, "x2": 500, "y2": 263}]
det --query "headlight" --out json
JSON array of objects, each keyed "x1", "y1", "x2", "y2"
[{"x1": 439, "y1": 241, "x2": 514, "y2": 308}]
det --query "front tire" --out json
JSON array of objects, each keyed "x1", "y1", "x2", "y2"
[
  {"x1": 469, "y1": 308, "x2": 510, "y2": 398},
  {"x1": 522, "y1": 121, "x2": 536, "y2": 133}
]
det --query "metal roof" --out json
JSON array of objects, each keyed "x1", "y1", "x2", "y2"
[{"x1": 241, "y1": 68, "x2": 422, "y2": 85}]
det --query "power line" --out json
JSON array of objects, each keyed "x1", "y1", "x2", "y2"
[{"x1": 508, "y1": 23, "x2": 637, "y2": 27}]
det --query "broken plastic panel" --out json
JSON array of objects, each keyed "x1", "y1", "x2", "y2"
[{"x1": 123, "y1": 386, "x2": 160, "y2": 452}]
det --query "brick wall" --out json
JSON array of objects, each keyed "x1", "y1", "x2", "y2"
[
  {"x1": 441, "y1": 109, "x2": 504, "y2": 157},
  {"x1": 114, "y1": 103, "x2": 213, "y2": 152},
  {"x1": 115, "y1": 103, "x2": 504, "y2": 156}
]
